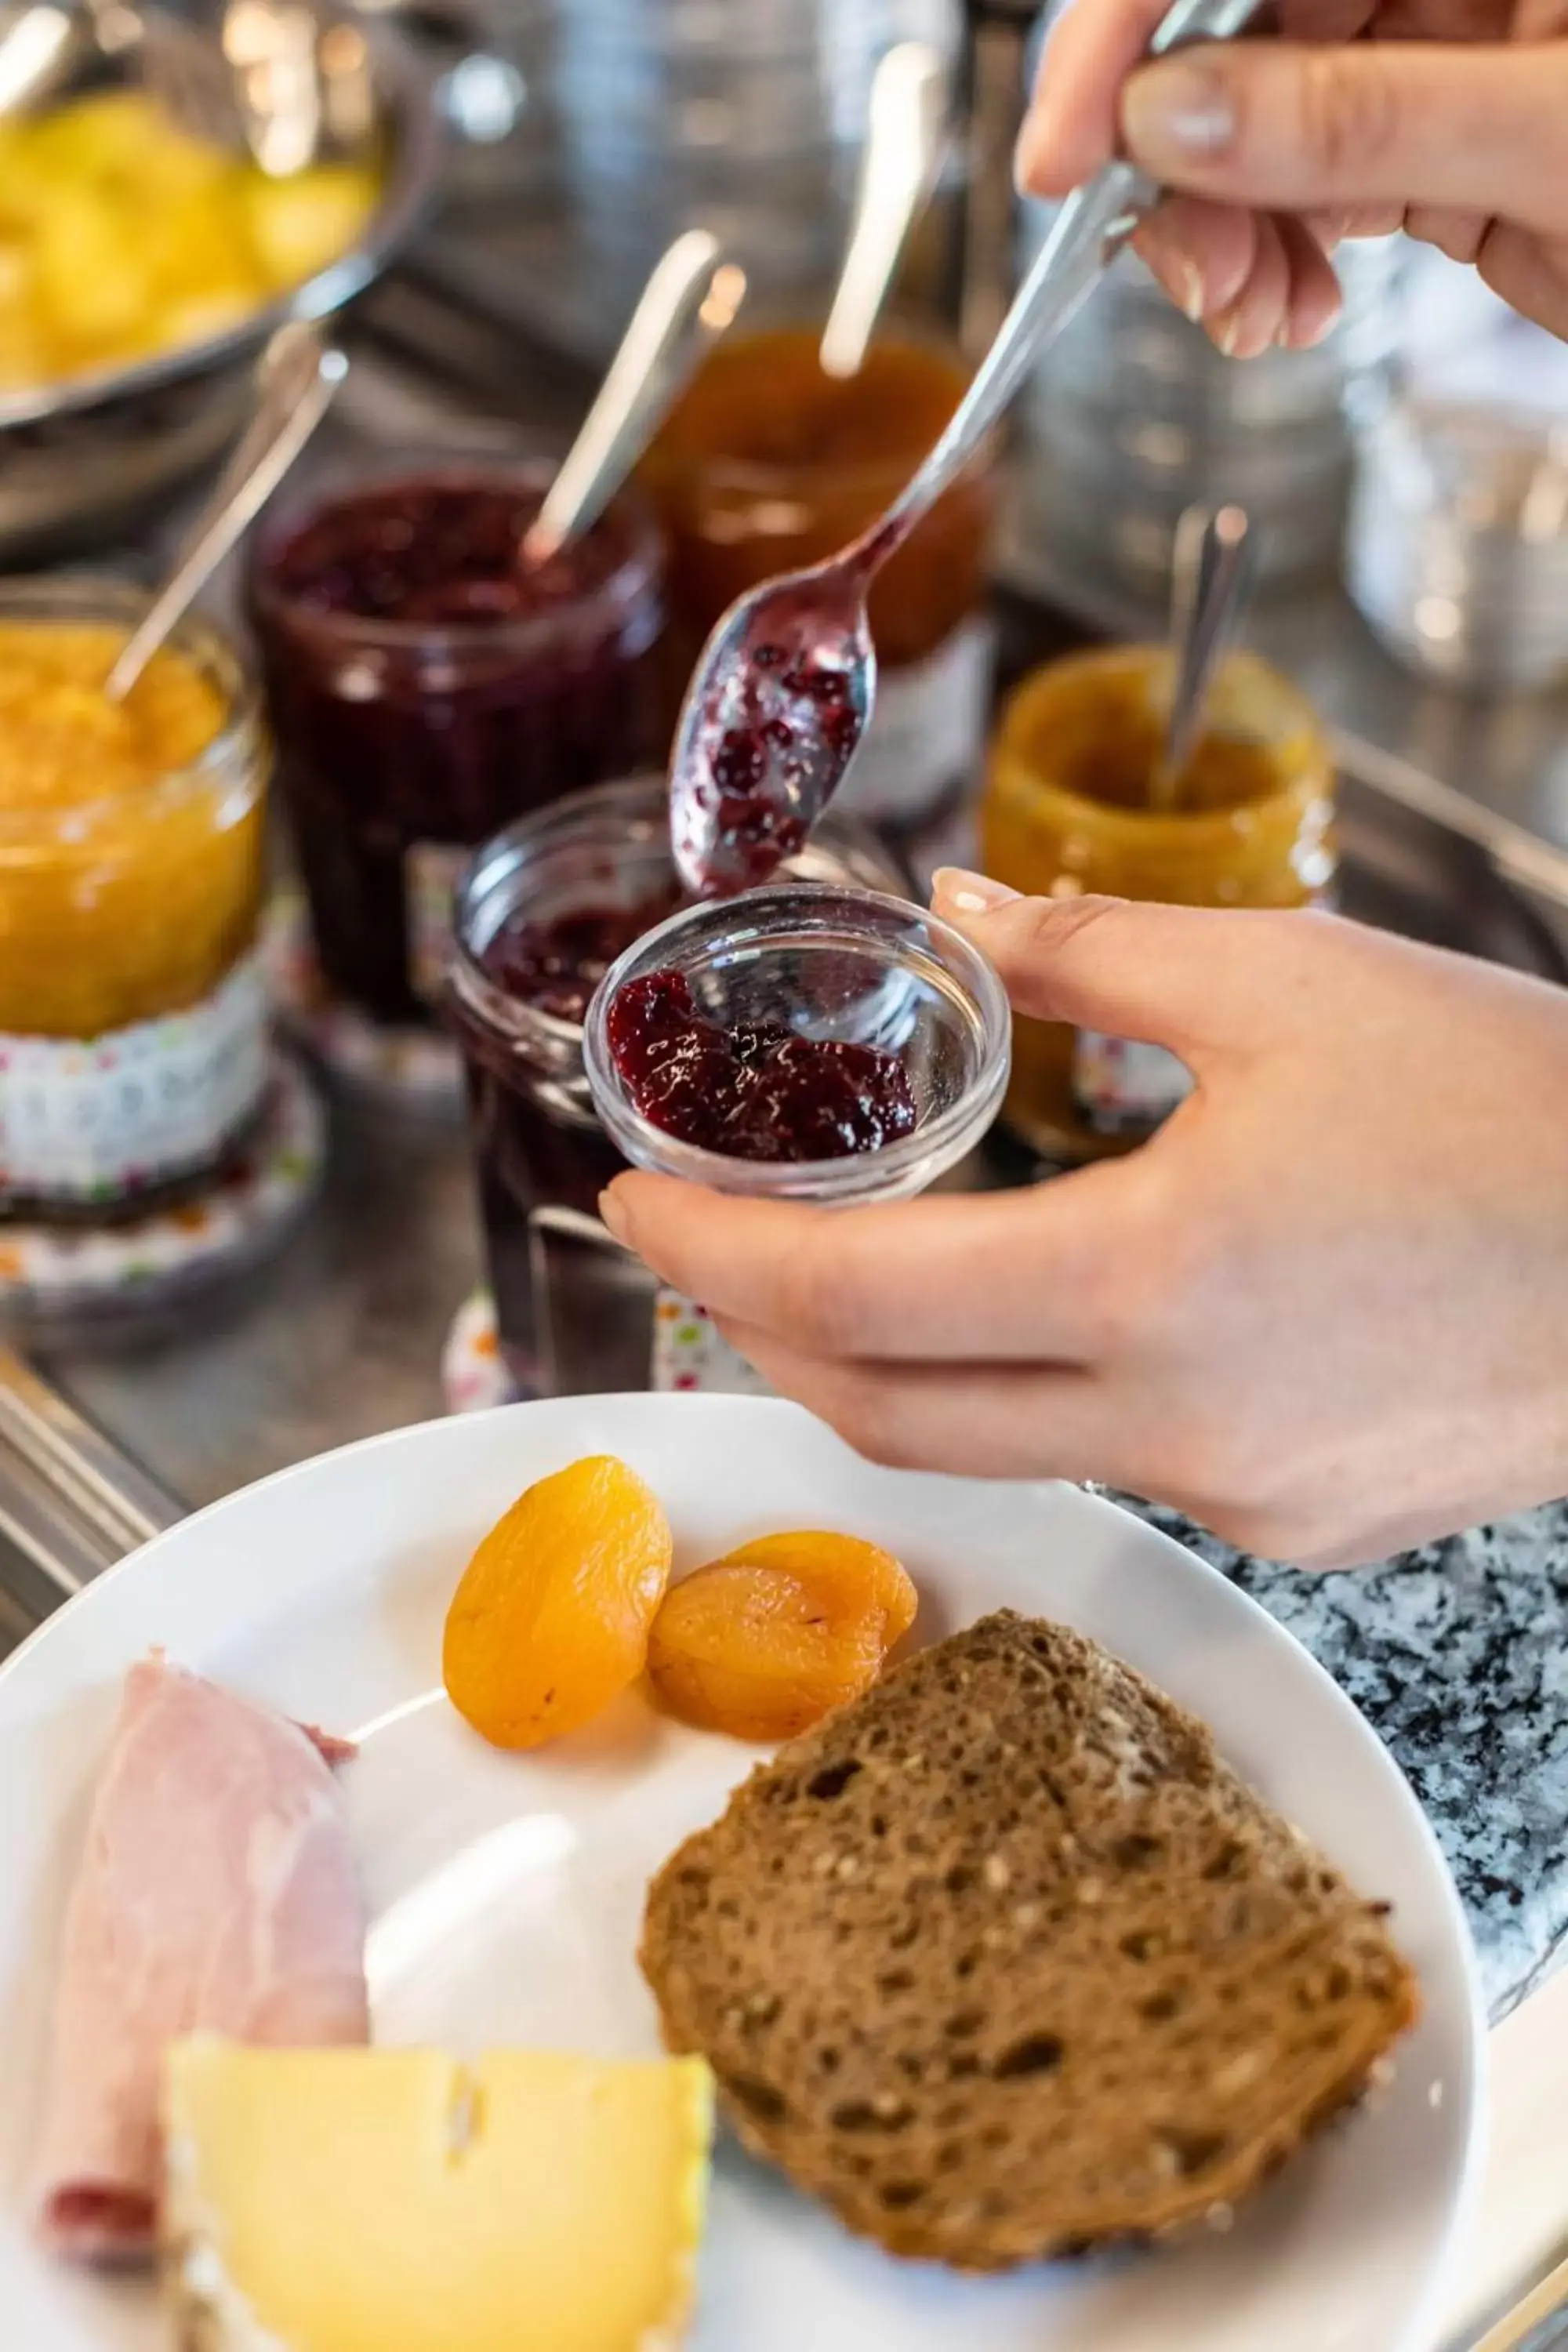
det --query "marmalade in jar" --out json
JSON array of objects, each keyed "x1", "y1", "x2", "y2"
[
  {"x1": 0, "y1": 587, "x2": 269, "y2": 1213},
  {"x1": 982, "y1": 645, "x2": 1335, "y2": 1163}
]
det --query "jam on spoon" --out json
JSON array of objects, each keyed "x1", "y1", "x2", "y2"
[
  {"x1": 606, "y1": 969, "x2": 917, "y2": 1162},
  {"x1": 671, "y1": 584, "x2": 873, "y2": 896}
]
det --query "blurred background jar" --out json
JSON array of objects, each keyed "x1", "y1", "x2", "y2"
[
  {"x1": 1004, "y1": 11, "x2": 1403, "y2": 616},
  {"x1": 1011, "y1": 216, "x2": 1405, "y2": 612},
  {"x1": 0, "y1": 579, "x2": 269, "y2": 1218},
  {"x1": 982, "y1": 645, "x2": 1336, "y2": 1163},
  {"x1": 640, "y1": 324, "x2": 995, "y2": 844},
  {"x1": 446, "y1": 773, "x2": 904, "y2": 1394},
  {"x1": 552, "y1": 0, "x2": 963, "y2": 336},
  {"x1": 249, "y1": 453, "x2": 669, "y2": 1030},
  {"x1": 1348, "y1": 396, "x2": 1568, "y2": 696}
]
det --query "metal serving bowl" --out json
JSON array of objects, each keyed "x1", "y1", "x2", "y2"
[{"x1": 0, "y1": 2, "x2": 439, "y2": 561}]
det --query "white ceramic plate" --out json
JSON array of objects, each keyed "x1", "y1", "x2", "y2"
[{"x1": 0, "y1": 1396, "x2": 1484, "y2": 2352}]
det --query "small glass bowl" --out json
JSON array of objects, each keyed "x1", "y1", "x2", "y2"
[{"x1": 583, "y1": 882, "x2": 1011, "y2": 1204}]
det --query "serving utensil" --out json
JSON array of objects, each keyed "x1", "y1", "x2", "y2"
[
  {"x1": 523, "y1": 230, "x2": 745, "y2": 568},
  {"x1": 105, "y1": 321, "x2": 344, "y2": 702},
  {"x1": 818, "y1": 41, "x2": 947, "y2": 382},
  {"x1": 668, "y1": 0, "x2": 1263, "y2": 895},
  {"x1": 0, "y1": 0, "x2": 375, "y2": 165},
  {"x1": 1149, "y1": 503, "x2": 1254, "y2": 808}
]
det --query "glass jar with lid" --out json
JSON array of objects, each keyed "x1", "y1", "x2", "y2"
[
  {"x1": 446, "y1": 773, "x2": 912, "y2": 1396},
  {"x1": 249, "y1": 454, "x2": 670, "y2": 1030},
  {"x1": 0, "y1": 578, "x2": 269, "y2": 1217},
  {"x1": 981, "y1": 644, "x2": 1336, "y2": 1163},
  {"x1": 639, "y1": 325, "x2": 994, "y2": 843}
]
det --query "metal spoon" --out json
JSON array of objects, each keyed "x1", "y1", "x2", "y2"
[
  {"x1": 818, "y1": 41, "x2": 947, "y2": 382},
  {"x1": 0, "y1": 3, "x2": 76, "y2": 118},
  {"x1": 668, "y1": 0, "x2": 1261, "y2": 896},
  {"x1": 524, "y1": 230, "x2": 746, "y2": 568},
  {"x1": 1149, "y1": 504, "x2": 1254, "y2": 811},
  {"x1": 106, "y1": 322, "x2": 345, "y2": 702}
]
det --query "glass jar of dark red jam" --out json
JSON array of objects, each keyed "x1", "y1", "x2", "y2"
[
  {"x1": 249, "y1": 456, "x2": 670, "y2": 1029},
  {"x1": 446, "y1": 773, "x2": 904, "y2": 1396}
]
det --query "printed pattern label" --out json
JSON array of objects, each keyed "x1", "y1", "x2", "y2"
[
  {"x1": 0, "y1": 954, "x2": 269, "y2": 1204},
  {"x1": 405, "y1": 840, "x2": 469, "y2": 1007},
  {"x1": 652, "y1": 1291, "x2": 772, "y2": 1396},
  {"x1": 1073, "y1": 1030, "x2": 1192, "y2": 1137},
  {"x1": 837, "y1": 617, "x2": 996, "y2": 826}
]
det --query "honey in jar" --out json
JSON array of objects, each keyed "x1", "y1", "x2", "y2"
[
  {"x1": 981, "y1": 645, "x2": 1335, "y2": 1162},
  {"x1": 0, "y1": 582, "x2": 268, "y2": 1214},
  {"x1": 640, "y1": 325, "x2": 994, "y2": 837}
]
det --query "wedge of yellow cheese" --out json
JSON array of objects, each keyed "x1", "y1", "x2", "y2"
[{"x1": 162, "y1": 2038, "x2": 713, "y2": 2352}]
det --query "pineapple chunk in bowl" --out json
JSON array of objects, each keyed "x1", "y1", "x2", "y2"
[{"x1": 0, "y1": 4, "x2": 438, "y2": 430}]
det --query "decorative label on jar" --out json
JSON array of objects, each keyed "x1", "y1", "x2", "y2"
[
  {"x1": 1072, "y1": 1029, "x2": 1192, "y2": 1137},
  {"x1": 405, "y1": 841, "x2": 470, "y2": 1007},
  {"x1": 652, "y1": 1291, "x2": 772, "y2": 1396},
  {"x1": 0, "y1": 954, "x2": 270, "y2": 1207},
  {"x1": 836, "y1": 617, "x2": 996, "y2": 828}
]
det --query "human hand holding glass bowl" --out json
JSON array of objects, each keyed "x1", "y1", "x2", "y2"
[{"x1": 582, "y1": 884, "x2": 1011, "y2": 1209}]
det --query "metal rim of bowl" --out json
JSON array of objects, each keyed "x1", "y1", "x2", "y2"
[{"x1": 0, "y1": 8, "x2": 443, "y2": 434}]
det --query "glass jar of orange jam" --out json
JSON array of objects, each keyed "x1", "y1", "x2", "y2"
[
  {"x1": 0, "y1": 580, "x2": 269, "y2": 1214},
  {"x1": 640, "y1": 325, "x2": 994, "y2": 837},
  {"x1": 982, "y1": 644, "x2": 1336, "y2": 1163}
]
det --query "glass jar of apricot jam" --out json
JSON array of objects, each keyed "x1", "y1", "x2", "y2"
[
  {"x1": 640, "y1": 325, "x2": 994, "y2": 840},
  {"x1": 249, "y1": 456, "x2": 670, "y2": 1030},
  {"x1": 982, "y1": 644, "x2": 1336, "y2": 1163},
  {"x1": 446, "y1": 774, "x2": 904, "y2": 1396},
  {"x1": 0, "y1": 579, "x2": 269, "y2": 1215}
]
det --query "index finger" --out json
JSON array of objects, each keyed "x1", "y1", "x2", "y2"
[
  {"x1": 599, "y1": 1162, "x2": 1148, "y2": 1367},
  {"x1": 1019, "y1": 0, "x2": 1173, "y2": 194},
  {"x1": 1017, "y1": 0, "x2": 1379, "y2": 198}
]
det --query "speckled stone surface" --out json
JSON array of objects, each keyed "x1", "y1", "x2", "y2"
[{"x1": 1127, "y1": 1496, "x2": 1568, "y2": 2023}]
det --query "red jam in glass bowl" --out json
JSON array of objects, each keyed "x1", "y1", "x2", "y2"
[
  {"x1": 249, "y1": 463, "x2": 669, "y2": 1027},
  {"x1": 605, "y1": 970, "x2": 916, "y2": 1160}
]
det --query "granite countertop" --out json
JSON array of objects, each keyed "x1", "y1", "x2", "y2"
[{"x1": 1132, "y1": 1498, "x2": 1568, "y2": 2022}]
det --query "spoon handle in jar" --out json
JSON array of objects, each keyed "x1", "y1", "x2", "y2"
[
  {"x1": 523, "y1": 231, "x2": 746, "y2": 567},
  {"x1": 818, "y1": 42, "x2": 949, "y2": 382},
  {"x1": 853, "y1": 0, "x2": 1262, "y2": 574},
  {"x1": 106, "y1": 322, "x2": 346, "y2": 702},
  {"x1": 1151, "y1": 504, "x2": 1254, "y2": 808}
]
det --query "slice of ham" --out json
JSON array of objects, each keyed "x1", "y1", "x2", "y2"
[{"x1": 35, "y1": 1656, "x2": 368, "y2": 2264}]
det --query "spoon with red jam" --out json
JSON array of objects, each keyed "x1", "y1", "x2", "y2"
[{"x1": 668, "y1": 0, "x2": 1261, "y2": 898}]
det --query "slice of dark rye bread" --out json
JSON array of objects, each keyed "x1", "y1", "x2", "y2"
[{"x1": 640, "y1": 1610, "x2": 1419, "y2": 2270}]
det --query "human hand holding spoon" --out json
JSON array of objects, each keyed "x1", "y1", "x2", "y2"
[{"x1": 668, "y1": 0, "x2": 1262, "y2": 898}]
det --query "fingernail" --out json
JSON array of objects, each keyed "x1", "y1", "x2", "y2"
[
  {"x1": 1301, "y1": 298, "x2": 1343, "y2": 350},
  {"x1": 1178, "y1": 258, "x2": 1206, "y2": 322},
  {"x1": 598, "y1": 1185, "x2": 630, "y2": 1243},
  {"x1": 1213, "y1": 305, "x2": 1243, "y2": 359},
  {"x1": 1122, "y1": 61, "x2": 1237, "y2": 169},
  {"x1": 932, "y1": 868, "x2": 1019, "y2": 916},
  {"x1": 1012, "y1": 118, "x2": 1044, "y2": 194}
]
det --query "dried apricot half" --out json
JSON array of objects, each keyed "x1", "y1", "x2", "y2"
[
  {"x1": 715, "y1": 1530, "x2": 917, "y2": 1650},
  {"x1": 646, "y1": 1562, "x2": 886, "y2": 1743},
  {"x1": 647, "y1": 1529, "x2": 918, "y2": 1741},
  {"x1": 443, "y1": 1454, "x2": 673, "y2": 1750}
]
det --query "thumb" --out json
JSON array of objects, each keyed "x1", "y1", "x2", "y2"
[
  {"x1": 1119, "y1": 41, "x2": 1568, "y2": 238},
  {"x1": 931, "y1": 871, "x2": 1288, "y2": 1054}
]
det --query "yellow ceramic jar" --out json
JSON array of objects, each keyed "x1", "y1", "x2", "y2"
[{"x1": 982, "y1": 645, "x2": 1335, "y2": 1161}]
